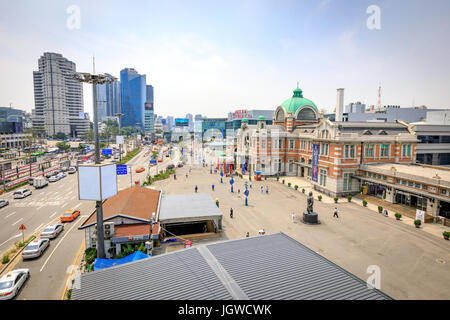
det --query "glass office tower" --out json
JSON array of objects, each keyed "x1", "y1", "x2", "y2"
[{"x1": 120, "y1": 68, "x2": 146, "y2": 131}]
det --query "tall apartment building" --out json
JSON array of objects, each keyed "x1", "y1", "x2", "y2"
[
  {"x1": 144, "y1": 85, "x2": 154, "y2": 134},
  {"x1": 96, "y1": 73, "x2": 121, "y2": 122},
  {"x1": 120, "y1": 68, "x2": 146, "y2": 131},
  {"x1": 32, "y1": 52, "x2": 89, "y2": 137}
]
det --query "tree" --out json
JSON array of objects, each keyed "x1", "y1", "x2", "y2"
[
  {"x1": 83, "y1": 129, "x2": 94, "y2": 142},
  {"x1": 54, "y1": 132, "x2": 66, "y2": 140},
  {"x1": 56, "y1": 142, "x2": 70, "y2": 151},
  {"x1": 102, "y1": 119, "x2": 118, "y2": 128},
  {"x1": 120, "y1": 126, "x2": 135, "y2": 137}
]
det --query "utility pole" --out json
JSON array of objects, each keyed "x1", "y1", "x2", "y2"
[
  {"x1": 116, "y1": 113, "x2": 123, "y2": 162},
  {"x1": 73, "y1": 71, "x2": 117, "y2": 259}
]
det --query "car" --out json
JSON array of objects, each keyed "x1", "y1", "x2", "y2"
[
  {"x1": 57, "y1": 173, "x2": 66, "y2": 179},
  {"x1": 166, "y1": 164, "x2": 175, "y2": 170},
  {"x1": 54, "y1": 169, "x2": 62, "y2": 174},
  {"x1": 21, "y1": 239, "x2": 50, "y2": 259},
  {"x1": 68, "y1": 167, "x2": 77, "y2": 174},
  {"x1": 13, "y1": 189, "x2": 32, "y2": 199},
  {"x1": 0, "y1": 269, "x2": 30, "y2": 300},
  {"x1": 0, "y1": 199, "x2": 9, "y2": 208},
  {"x1": 48, "y1": 176, "x2": 59, "y2": 183},
  {"x1": 45, "y1": 172, "x2": 57, "y2": 178},
  {"x1": 28, "y1": 177, "x2": 34, "y2": 185},
  {"x1": 60, "y1": 209, "x2": 80, "y2": 223},
  {"x1": 40, "y1": 224, "x2": 64, "y2": 239},
  {"x1": 177, "y1": 163, "x2": 184, "y2": 168},
  {"x1": 135, "y1": 168, "x2": 145, "y2": 173},
  {"x1": 61, "y1": 167, "x2": 69, "y2": 172}
]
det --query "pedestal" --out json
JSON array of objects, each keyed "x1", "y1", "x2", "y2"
[{"x1": 302, "y1": 212, "x2": 320, "y2": 225}]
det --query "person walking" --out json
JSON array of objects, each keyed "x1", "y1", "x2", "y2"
[
  {"x1": 230, "y1": 208, "x2": 233, "y2": 219},
  {"x1": 186, "y1": 173, "x2": 188, "y2": 179},
  {"x1": 212, "y1": 184, "x2": 215, "y2": 191},
  {"x1": 291, "y1": 212, "x2": 295, "y2": 223},
  {"x1": 261, "y1": 186, "x2": 264, "y2": 194},
  {"x1": 250, "y1": 181, "x2": 252, "y2": 189},
  {"x1": 195, "y1": 185, "x2": 198, "y2": 193},
  {"x1": 266, "y1": 186, "x2": 269, "y2": 194},
  {"x1": 333, "y1": 207, "x2": 339, "y2": 218},
  {"x1": 216, "y1": 199, "x2": 219, "y2": 208},
  {"x1": 246, "y1": 232, "x2": 250, "y2": 238},
  {"x1": 383, "y1": 209, "x2": 389, "y2": 217},
  {"x1": 174, "y1": 174, "x2": 176, "y2": 180}
]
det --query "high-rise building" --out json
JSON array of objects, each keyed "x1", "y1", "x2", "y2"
[
  {"x1": 32, "y1": 52, "x2": 89, "y2": 137},
  {"x1": 144, "y1": 85, "x2": 154, "y2": 134},
  {"x1": 185, "y1": 113, "x2": 194, "y2": 131},
  {"x1": 96, "y1": 73, "x2": 121, "y2": 122},
  {"x1": 120, "y1": 68, "x2": 146, "y2": 131}
]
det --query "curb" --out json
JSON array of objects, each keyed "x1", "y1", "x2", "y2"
[
  {"x1": 0, "y1": 235, "x2": 36, "y2": 276},
  {"x1": 61, "y1": 239, "x2": 85, "y2": 300}
]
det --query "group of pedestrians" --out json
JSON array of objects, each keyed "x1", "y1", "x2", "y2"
[{"x1": 260, "y1": 185, "x2": 269, "y2": 194}]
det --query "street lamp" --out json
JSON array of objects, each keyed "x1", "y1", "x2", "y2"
[
  {"x1": 115, "y1": 113, "x2": 124, "y2": 162},
  {"x1": 73, "y1": 72, "x2": 117, "y2": 259}
]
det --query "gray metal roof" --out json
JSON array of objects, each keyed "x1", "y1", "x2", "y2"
[
  {"x1": 158, "y1": 193, "x2": 222, "y2": 222},
  {"x1": 72, "y1": 233, "x2": 392, "y2": 300}
]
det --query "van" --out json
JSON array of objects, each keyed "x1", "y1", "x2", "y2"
[{"x1": 33, "y1": 177, "x2": 48, "y2": 189}]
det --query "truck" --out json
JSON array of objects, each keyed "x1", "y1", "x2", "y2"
[{"x1": 33, "y1": 177, "x2": 48, "y2": 189}]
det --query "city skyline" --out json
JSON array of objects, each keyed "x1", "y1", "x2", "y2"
[{"x1": 0, "y1": 0, "x2": 449, "y2": 118}]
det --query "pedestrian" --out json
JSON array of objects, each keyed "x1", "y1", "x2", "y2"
[
  {"x1": 291, "y1": 212, "x2": 295, "y2": 223},
  {"x1": 333, "y1": 207, "x2": 339, "y2": 218},
  {"x1": 212, "y1": 184, "x2": 215, "y2": 191},
  {"x1": 186, "y1": 173, "x2": 188, "y2": 179},
  {"x1": 238, "y1": 189, "x2": 240, "y2": 194},
  {"x1": 195, "y1": 185, "x2": 198, "y2": 193},
  {"x1": 230, "y1": 208, "x2": 233, "y2": 219},
  {"x1": 246, "y1": 232, "x2": 250, "y2": 238},
  {"x1": 383, "y1": 209, "x2": 388, "y2": 217},
  {"x1": 266, "y1": 186, "x2": 269, "y2": 194},
  {"x1": 174, "y1": 174, "x2": 176, "y2": 180},
  {"x1": 216, "y1": 199, "x2": 219, "y2": 208},
  {"x1": 250, "y1": 182, "x2": 252, "y2": 188},
  {"x1": 261, "y1": 186, "x2": 264, "y2": 194}
]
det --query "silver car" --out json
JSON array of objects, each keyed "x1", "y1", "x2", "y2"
[
  {"x1": 13, "y1": 189, "x2": 32, "y2": 199},
  {"x1": 40, "y1": 224, "x2": 64, "y2": 239},
  {"x1": 21, "y1": 239, "x2": 50, "y2": 259},
  {"x1": 0, "y1": 269, "x2": 30, "y2": 300},
  {"x1": 0, "y1": 199, "x2": 9, "y2": 208}
]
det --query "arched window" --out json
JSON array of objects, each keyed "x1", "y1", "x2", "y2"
[
  {"x1": 296, "y1": 107, "x2": 316, "y2": 121},
  {"x1": 321, "y1": 130, "x2": 329, "y2": 139},
  {"x1": 275, "y1": 109, "x2": 285, "y2": 121}
]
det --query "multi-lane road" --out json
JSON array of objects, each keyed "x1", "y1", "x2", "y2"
[{"x1": 0, "y1": 145, "x2": 175, "y2": 300}]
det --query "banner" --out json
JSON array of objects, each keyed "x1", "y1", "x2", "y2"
[
  {"x1": 415, "y1": 209, "x2": 425, "y2": 223},
  {"x1": 311, "y1": 143, "x2": 319, "y2": 183}
]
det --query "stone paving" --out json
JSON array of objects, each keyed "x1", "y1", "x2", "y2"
[{"x1": 150, "y1": 164, "x2": 450, "y2": 300}]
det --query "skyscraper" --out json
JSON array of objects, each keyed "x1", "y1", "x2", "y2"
[
  {"x1": 120, "y1": 68, "x2": 146, "y2": 131},
  {"x1": 96, "y1": 73, "x2": 121, "y2": 122},
  {"x1": 32, "y1": 52, "x2": 89, "y2": 137},
  {"x1": 144, "y1": 85, "x2": 154, "y2": 134}
]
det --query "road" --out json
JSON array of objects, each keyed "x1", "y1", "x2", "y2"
[{"x1": 0, "y1": 145, "x2": 168, "y2": 300}]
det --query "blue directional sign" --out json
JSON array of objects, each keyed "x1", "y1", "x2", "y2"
[
  {"x1": 102, "y1": 149, "x2": 112, "y2": 155},
  {"x1": 116, "y1": 165, "x2": 128, "y2": 175}
]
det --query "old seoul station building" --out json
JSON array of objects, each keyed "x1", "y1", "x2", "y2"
[{"x1": 235, "y1": 87, "x2": 450, "y2": 221}]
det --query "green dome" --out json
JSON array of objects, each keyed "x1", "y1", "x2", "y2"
[
  {"x1": 241, "y1": 117, "x2": 248, "y2": 123},
  {"x1": 281, "y1": 88, "x2": 318, "y2": 114},
  {"x1": 257, "y1": 115, "x2": 266, "y2": 121}
]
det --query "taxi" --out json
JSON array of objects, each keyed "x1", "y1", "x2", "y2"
[{"x1": 60, "y1": 209, "x2": 80, "y2": 223}]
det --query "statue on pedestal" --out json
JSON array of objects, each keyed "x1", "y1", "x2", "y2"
[
  {"x1": 303, "y1": 191, "x2": 320, "y2": 225},
  {"x1": 307, "y1": 191, "x2": 314, "y2": 214}
]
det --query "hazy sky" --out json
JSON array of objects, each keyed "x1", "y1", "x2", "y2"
[{"x1": 0, "y1": 0, "x2": 449, "y2": 118}]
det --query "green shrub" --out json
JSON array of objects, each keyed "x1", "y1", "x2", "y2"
[
  {"x1": 395, "y1": 213, "x2": 402, "y2": 219},
  {"x1": 302, "y1": 188, "x2": 305, "y2": 193},
  {"x1": 2, "y1": 255, "x2": 10, "y2": 264},
  {"x1": 443, "y1": 231, "x2": 450, "y2": 238},
  {"x1": 334, "y1": 197, "x2": 338, "y2": 203},
  {"x1": 294, "y1": 185, "x2": 298, "y2": 190},
  {"x1": 276, "y1": 176, "x2": 280, "y2": 181},
  {"x1": 347, "y1": 195, "x2": 352, "y2": 202},
  {"x1": 362, "y1": 200, "x2": 368, "y2": 207},
  {"x1": 318, "y1": 195, "x2": 322, "y2": 201},
  {"x1": 282, "y1": 179, "x2": 285, "y2": 184},
  {"x1": 378, "y1": 206, "x2": 383, "y2": 213},
  {"x1": 414, "y1": 219, "x2": 421, "y2": 226},
  {"x1": 66, "y1": 289, "x2": 72, "y2": 300},
  {"x1": 288, "y1": 182, "x2": 291, "y2": 187},
  {"x1": 84, "y1": 247, "x2": 97, "y2": 265}
]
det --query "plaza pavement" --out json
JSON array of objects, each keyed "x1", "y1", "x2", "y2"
[{"x1": 150, "y1": 163, "x2": 450, "y2": 300}]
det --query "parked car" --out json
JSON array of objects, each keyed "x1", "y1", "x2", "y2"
[
  {"x1": 167, "y1": 164, "x2": 175, "y2": 170},
  {"x1": 28, "y1": 177, "x2": 34, "y2": 185},
  {"x1": 48, "y1": 176, "x2": 59, "y2": 183},
  {"x1": 0, "y1": 199, "x2": 9, "y2": 208},
  {"x1": 13, "y1": 189, "x2": 32, "y2": 199},
  {"x1": 33, "y1": 177, "x2": 48, "y2": 189},
  {"x1": 60, "y1": 209, "x2": 80, "y2": 223},
  {"x1": 57, "y1": 173, "x2": 66, "y2": 179},
  {"x1": 22, "y1": 239, "x2": 50, "y2": 259},
  {"x1": 45, "y1": 172, "x2": 57, "y2": 178},
  {"x1": 135, "y1": 168, "x2": 145, "y2": 173},
  {"x1": 0, "y1": 269, "x2": 30, "y2": 300},
  {"x1": 68, "y1": 167, "x2": 77, "y2": 174},
  {"x1": 61, "y1": 167, "x2": 69, "y2": 172},
  {"x1": 40, "y1": 224, "x2": 64, "y2": 239},
  {"x1": 177, "y1": 162, "x2": 184, "y2": 168}
]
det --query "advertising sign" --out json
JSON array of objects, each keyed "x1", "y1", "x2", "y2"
[
  {"x1": 116, "y1": 136, "x2": 124, "y2": 145},
  {"x1": 232, "y1": 109, "x2": 250, "y2": 119},
  {"x1": 415, "y1": 209, "x2": 425, "y2": 223},
  {"x1": 78, "y1": 164, "x2": 117, "y2": 201},
  {"x1": 175, "y1": 118, "x2": 189, "y2": 127},
  {"x1": 79, "y1": 112, "x2": 89, "y2": 120},
  {"x1": 311, "y1": 143, "x2": 319, "y2": 183}
]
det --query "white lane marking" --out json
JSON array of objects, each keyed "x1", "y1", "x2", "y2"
[
  {"x1": 5, "y1": 211, "x2": 16, "y2": 219},
  {"x1": 34, "y1": 223, "x2": 44, "y2": 233},
  {"x1": 0, "y1": 234, "x2": 22, "y2": 248},
  {"x1": 49, "y1": 211, "x2": 58, "y2": 218},
  {"x1": 12, "y1": 217, "x2": 23, "y2": 226},
  {"x1": 39, "y1": 216, "x2": 84, "y2": 272}
]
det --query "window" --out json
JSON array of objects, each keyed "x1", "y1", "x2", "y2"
[
  {"x1": 308, "y1": 141, "x2": 312, "y2": 151},
  {"x1": 415, "y1": 183, "x2": 421, "y2": 189},
  {"x1": 401, "y1": 180, "x2": 407, "y2": 185},
  {"x1": 319, "y1": 169, "x2": 327, "y2": 186},
  {"x1": 261, "y1": 139, "x2": 266, "y2": 148},
  {"x1": 365, "y1": 144, "x2": 374, "y2": 158},
  {"x1": 343, "y1": 173, "x2": 352, "y2": 191},
  {"x1": 422, "y1": 185, "x2": 427, "y2": 190},
  {"x1": 320, "y1": 143, "x2": 329, "y2": 156},
  {"x1": 441, "y1": 189, "x2": 447, "y2": 195},
  {"x1": 380, "y1": 144, "x2": 390, "y2": 157},
  {"x1": 279, "y1": 139, "x2": 282, "y2": 149},
  {"x1": 344, "y1": 145, "x2": 355, "y2": 158},
  {"x1": 321, "y1": 130, "x2": 329, "y2": 139},
  {"x1": 289, "y1": 160, "x2": 294, "y2": 173},
  {"x1": 408, "y1": 181, "x2": 414, "y2": 187},
  {"x1": 289, "y1": 140, "x2": 294, "y2": 149},
  {"x1": 301, "y1": 140, "x2": 306, "y2": 150}
]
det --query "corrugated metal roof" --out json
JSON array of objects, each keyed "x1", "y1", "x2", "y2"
[
  {"x1": 158, "y1": 193, "x2": 222, "y2": 222},
  {"x1": 72, "y1": 233, "x2": 392, "y2": 300}
]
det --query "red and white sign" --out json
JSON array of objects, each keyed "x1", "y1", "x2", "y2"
[
  {"x1": 19, "y1": 224, "x2": 26, "y2": 230},
  {"x1": 184, "y1": 240, "x2": 192, "y2": 248},
  {"x1": 232, "y1": 109, "x2": 250, "y2": 119}
]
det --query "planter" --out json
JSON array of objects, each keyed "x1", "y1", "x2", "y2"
[
  {"x1": 396, "y1": 217, "x2": 401, "y2": 221},
  {"x1": 443, "y1": 232, "x2": 450, "y2": 240},
  {"x1": 415, "y1": 225, "x2": 421, "y2": 228},
  {"x1": 444, "y1": 235, "x2": 449, "y2": 240}
]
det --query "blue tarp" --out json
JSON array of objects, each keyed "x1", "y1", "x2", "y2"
[{"x1": 93, "y1": 251, "x2": 151, "y2": 271}]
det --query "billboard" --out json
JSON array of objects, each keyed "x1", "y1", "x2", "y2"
[
  {"x1": 232, "y1": 109, "x2": 250, "y2": 119},
  {"x1": 311, "y1": 143, "x2": 319, "y2": 183},
  {"x1": 79, "y1": 112, "x2": 89, "y2": 120},
  {"x1": 175, "y1": 118, "x2": 189, "y2": 127}
]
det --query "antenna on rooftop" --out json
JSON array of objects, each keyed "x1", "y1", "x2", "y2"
[
  {"x1": 377, "y1": 85, "x2": 382, "y2": 110},
  {"x1": 93, "y1": 55, "x2": 96, "y2": 74}
]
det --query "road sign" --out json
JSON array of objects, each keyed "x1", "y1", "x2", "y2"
[
  {"x1": 19, "y1": 224, "x2": 26, "y2": 230},
  {"x1": 116, "y1": 165, "x2": 128, "y2": 175},
  {"x1": 102, "y1": 149, "x2": 112, "y2": 155}
]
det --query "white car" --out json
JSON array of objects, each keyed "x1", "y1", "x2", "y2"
[
  {"x1": 40, "y1": 224, "x2": 64, "y2": 239},
  {"x1": 13, "y1": 189, "x2": 32, "y2": 199},
  {"x1": 0, "y1": 199, "x2": 9, "y2": 208},
  {"x1": 0, "y1": 269, "x2": 30, "y2": 300},
  {"x1": 21, "y1": 239, "x2": 50, "y2": 259},
  {"x1": 68, "y1": 167, "x2": 77, "y2": 174},
  {"x1": 48, "y1": 175, "x2": 59, "y2": 183}
]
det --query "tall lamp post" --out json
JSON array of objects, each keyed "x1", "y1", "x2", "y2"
[
  {"x1": 73, "y1": 72, "x2": 117, "y2": 259},
  {"x1": 115, "y1": 113, "x2": 124, "y2": 162}
]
